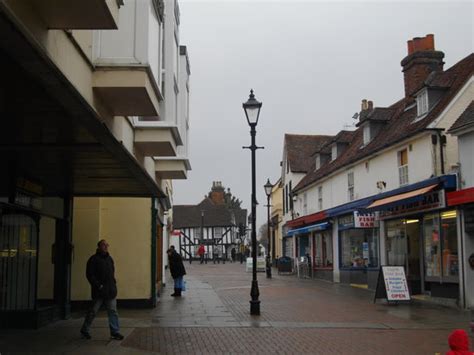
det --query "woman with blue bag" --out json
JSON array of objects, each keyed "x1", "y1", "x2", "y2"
[{"x1": 167, "y1": 246, "x2": 186, "y2": 297}]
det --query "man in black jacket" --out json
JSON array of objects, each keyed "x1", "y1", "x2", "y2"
[
  {"x1": 80, "y1": 240, "x2": 124, "y2": 340},
  {"x1": 167, "y1": 246, "x2": 186, "y2": 297}
]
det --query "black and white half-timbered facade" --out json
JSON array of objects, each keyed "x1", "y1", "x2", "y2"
[{"x1": 173, "y1": 182, "x2": 247, "y2": 260}]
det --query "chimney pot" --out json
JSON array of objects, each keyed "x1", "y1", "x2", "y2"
[
  {"x1": 368, "y1": 101, "x2": 373, "y2": 110},
  {"x1": 361, "y1": 99, "x2": 368, "y2": 111}
]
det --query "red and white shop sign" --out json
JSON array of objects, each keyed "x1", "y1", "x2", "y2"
[{"x1": 354, "y1": 211, "x2": 379, "y2": 228}]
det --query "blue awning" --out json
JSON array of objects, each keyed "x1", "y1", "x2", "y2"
[{"x1": 286, "y1": 222, "x2": 331, "y2": 237}]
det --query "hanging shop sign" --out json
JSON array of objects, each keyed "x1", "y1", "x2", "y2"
[
  {"x1": 374, "y1": 266, "x2": 411, "y2": 303},
  {"x1": 338, "y1": 214, "x2": 355, "y2": 229},
  {"x1": 354, "y1": 211, "x2": 379, "y2": 228},
  {"x1": 12, "y1": 177, "x2": 43, "y2": 210},
  {"x1": 379, "y1": 190, "x2": 446, "y2": 219}
]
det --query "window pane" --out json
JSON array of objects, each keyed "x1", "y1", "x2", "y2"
[
  {"x1": 340, "y1": 229, "x2": 378, "y2": 268},
  {"x1": 424, "y1": 213, "x2": 441, "y2": 277},
  {"x1": 398, "y1": 149, "x2": 408, "y2": 166},
  {"x1": 386, "y1": 219, "x2": 407, "y2": 266},
  {"x1": 441, "y1": 210, "x2": 458, "y2": 277}
]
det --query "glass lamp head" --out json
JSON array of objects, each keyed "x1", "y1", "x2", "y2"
[{"x1": 242, "y1": 89, "x2": 262, "y2": 126}]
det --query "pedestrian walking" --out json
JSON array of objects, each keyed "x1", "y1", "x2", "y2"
[
  {"x1": 231, "y1": 247, "x2": 236, "y2": 263},
  {"x1": 80, "y1": 240, "x2": 124, "y2": 340},
  {"x1": 446, "y1": 329, "x2": 472, "y2": 355},
  {"x1": 167, "y1": 246, "x2": 186, "y2": 297},
  {"x1": 197, "y1": 244, "x2": 205, "y2": 264}
]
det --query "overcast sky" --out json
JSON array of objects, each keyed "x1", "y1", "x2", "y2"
[{"x1": 173, "y1": 0, "x2": 473, "y2": 228}]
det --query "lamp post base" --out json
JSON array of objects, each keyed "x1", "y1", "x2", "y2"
[
  {"x1": 250, "y1": 300, "x2": 261, "y2": 315},
  {"x1": 250, "y1": 280, "x2": 260, "y2": 315}
]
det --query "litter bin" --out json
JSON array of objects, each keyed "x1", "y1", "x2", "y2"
[{"x1": 277, "y1": 256, "x2": 293, "y2": 274}]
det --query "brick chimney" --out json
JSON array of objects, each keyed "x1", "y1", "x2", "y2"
[
  {"x1": 401, "y1": 34, "x2": 444, "y2": 98},
  {"x1": 210, "y1": 181, "x2": 225, "y2": 205}
]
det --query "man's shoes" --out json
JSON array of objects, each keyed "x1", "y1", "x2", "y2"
[
  {"x1": 80, "y1": 329, "x2": 91, "y2": 339},
  {"x1": 111, "y1": 332, "x2": 124, "y2": 340}
]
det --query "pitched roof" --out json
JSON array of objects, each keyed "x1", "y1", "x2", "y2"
[
  {"x1": 173, "y1": 199, "x2": 247, "y2": 229},
  {"x1": 448, "y1": 100, "x2": 474, "y2": 133},
  {"x1": 285, "y1": 134, "x2": 333, "y2": 173},
  {"x1": 294, "y1": 53, "x2": 474, "y2": 192}
]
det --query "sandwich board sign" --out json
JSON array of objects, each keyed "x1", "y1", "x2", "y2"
[{"x1": 374, "y1": 266, "x2": 411, "y2": 303}]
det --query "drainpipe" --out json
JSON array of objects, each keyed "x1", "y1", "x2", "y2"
[{"x1": 438, "y1": 130, "x2": 446, "y2": 175}]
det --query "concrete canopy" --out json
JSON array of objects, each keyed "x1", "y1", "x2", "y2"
[{"x1": 0, "y1": 10, "x2": 165, "y2": 198}]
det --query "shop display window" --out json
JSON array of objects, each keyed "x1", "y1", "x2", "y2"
[
  {"x1": 440, "y1": 210, "x2": 458, "y2": 277},
  {"x1": 340, "y1": 228, "x2": 379, "y2": 268},
  {"x1": 314, "y1": 232, "x2": 333, "y2": 268},
  {"x1": 424, "y1": 210, "x2": 458, "y2": 280}
]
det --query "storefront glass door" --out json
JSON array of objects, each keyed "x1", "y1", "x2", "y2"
[
  {"x1": 386, "y1": 218, "x2": 421, "y2": 293},
  {"x1": 0, "y1": 213, "x2": 38, "y2": 311}
]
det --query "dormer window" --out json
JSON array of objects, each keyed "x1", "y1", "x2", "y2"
[
  {"x1": 416, "y1": 89, "x2": 429, "y2": 117},
  {"x1": 331, "y1": 144, "x2": 337, "y2": 161},
  {"x1": 363, "y1": 124, "x2": 371, "y2": 145}
]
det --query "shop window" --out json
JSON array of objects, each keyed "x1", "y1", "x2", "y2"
[
  {"x1": 340, "y1": 228, "x2": 379, "y2": 268},
  {"x1": 398, "y1": 148, "x2": 409, "y2": 186},
  {"x1": 315, "y1": 232, "x2": 333, "y2": 268},
  {"x1": 423, "y1": 211, "x2": 459, "y2": 279},
  {"x1": 440, "y1": 210, "x2": 458, "y2": 277},
  {"x1": 424, "y1": 213, "x2": 441, "y2": 277}
]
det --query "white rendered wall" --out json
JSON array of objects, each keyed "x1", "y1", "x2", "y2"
[
  {"x1": 459, "y1": 132, "x2": 474, "y2": 188},
  {"x1": 92, "y1": 0, "x2": 163, "y2": 87},
  {"x1": 295, "y1": 134, "x2": 437, "y2": 216},
  {"x1": 432, "y1": 78, "x2": 473, "y2": 171}
]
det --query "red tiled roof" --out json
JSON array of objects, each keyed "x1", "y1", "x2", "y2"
[
  {"x1": 285, "y1": 134, "x2": 333, "y2": 173},
  {"x1": 294, "y1": 53, "x2": 474, "y2": 192}
]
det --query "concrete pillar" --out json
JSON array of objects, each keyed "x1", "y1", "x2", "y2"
[{"x1": 54, "y1": 196, "x2": 73, "y2": 319}]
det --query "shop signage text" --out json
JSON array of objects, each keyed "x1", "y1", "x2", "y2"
[
  {"x1": 380, "y1": 190, "x2": 446, "y2": 219},
  {"x1": 354, "y1": 211, "x2": 379, "y2": 228}
]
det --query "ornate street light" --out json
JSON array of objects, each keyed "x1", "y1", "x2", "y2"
[
  {"x1": 264, "y1": 179, "x2": 273, "y2": 279},
  {"x1": 242, "y1": 89, "x2": 263, "y2": 315}
]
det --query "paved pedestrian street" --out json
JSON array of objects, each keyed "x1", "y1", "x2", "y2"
[{"x1": 1, "y1": 263, "x2": 472, "y2": 354}]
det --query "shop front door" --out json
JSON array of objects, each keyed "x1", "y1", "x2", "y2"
[
  {"x1": 386, "y1": 218, "x2": 422, "y2": 294},
  {"x1": 0, "y1": 212, "x2": 38, "y2": 312}
]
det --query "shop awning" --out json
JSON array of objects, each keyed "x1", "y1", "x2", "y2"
[
  {"x1": 286, "y1": 222, "x2": 331, "y2": 237},
  {"x1": 367, "y1": 184, "x2": 438, "y2": 209}
]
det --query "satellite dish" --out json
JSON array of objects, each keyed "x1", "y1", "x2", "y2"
[{"x1": 352, "y1": 112, "x2": 359, "y2": 120}]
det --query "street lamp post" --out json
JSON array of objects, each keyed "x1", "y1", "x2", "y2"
[
  {"x1": 242, "y1": 89, "x2": 262, "y2": 316},
  {"x1": 264, "y1": 179, "x2": 273, "y2": 279}
]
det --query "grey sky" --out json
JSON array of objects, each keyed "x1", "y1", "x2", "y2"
[{"x1": 173, "y1": 1, "x2": 473, "y2": 228}]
